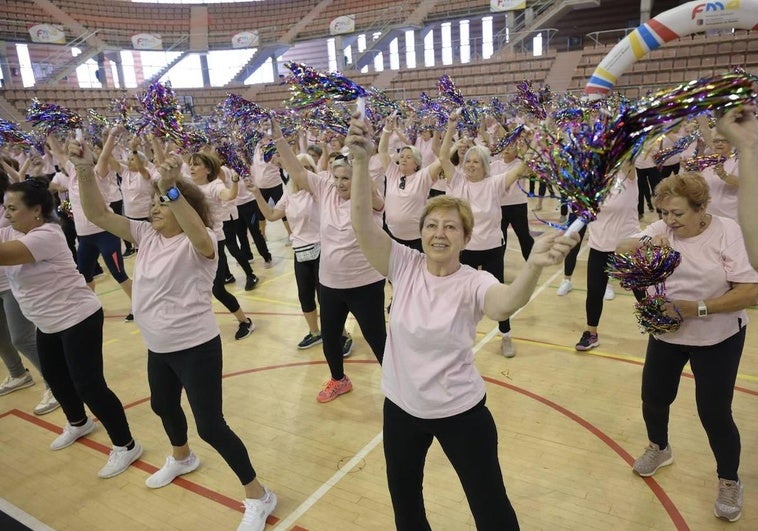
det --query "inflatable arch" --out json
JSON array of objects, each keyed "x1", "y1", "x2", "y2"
[{"x1": 584, "y1": 0, "x2": 758, "y2": 98}]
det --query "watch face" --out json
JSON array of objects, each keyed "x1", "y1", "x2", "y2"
[{"x1": 167, "y1": 187, "x2": 180, "y2": 200}]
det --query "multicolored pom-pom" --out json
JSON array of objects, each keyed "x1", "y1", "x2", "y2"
[
  {"x1": 682, "y1": 153, "x2": 727, "y2": 172},
  {"x1": 26, "y1": 99, "x2": 82, "y2": 134},
  {"x1": 634, "y1": 293, "x2": 682, "y2": 334},
  {"x1": 607, "y1": 244, "x2": 681, "y2": 291}
]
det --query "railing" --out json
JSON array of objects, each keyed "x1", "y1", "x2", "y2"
[
  {"x1": 585, "y1": 27, "x2": 634, "y2": 47},
  {"x1": 497, "y1": 28, "x2": 558, "y2": 54}
]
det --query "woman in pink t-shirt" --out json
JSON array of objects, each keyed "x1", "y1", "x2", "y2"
[
  {"x1": 347, "y1": 114, "x2": 577, "y2": 530},
  {"x1": 272, "y1": 119, "x2": 386, "y2": 404},
  {"x1": 698, "y1": 131, "x2": 739, "y2": 221},
  {"x1": 378, "y1": 117, "x2": 456, "y2": 250},
  {"x1": 77, "y1": 152, "x2": 277, "y2": 530},
  {"x1": 0, "y1": 177, "x2": 141, "y2": 479},
  {"x1": 445, "y1": 114, "x2": 526, "y2": 357},
  {"x1": 617, "y1": 172, "x2": 758, "y2": 522}
]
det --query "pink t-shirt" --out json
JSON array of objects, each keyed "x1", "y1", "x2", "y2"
[
  {"x1": 119, "y1": 163, "x2": 157, "y2": 219},
  {"x1": 305, "y1": 171, "x2": 384, "y2": 289},
  {"x1": 384, "y1": 164, "x2": 434, "y2": 241},
  {"x1": 587, "y1": 175, "x2": 640, "y2": 252},
  {"x1": 64, "y1": 161, "x2": 114, "y2": 236},
  {"x1": 254, "y1": 162, "x2": 283, "y2": 189},
  {"x1": 640, "y1": 216, "x2": 758, "y2": 346},
  {"x1": 383, "y1": 242, "x2": 499, "y2": 419},
  {"x1": 446, "y1": 169, "x2": 507, "y2": 250},
  {"x1": 275, "y1": 189, "x2": 320, "y2": 248},
  {"x1": 369, "y1": 153, "x2": 386, "y2": 198},
  {"x1": 415, "y1": 136, "x2": 436, "y2": 168},
  {"x1": 701, "y1": 157, "x2": 738, "y2": 221},
  {"x1": 0, "y1": 207, "x2": 10, "y2": 292},
  {"x1": 491, "y1": 158, "x2": 527, "y2": 206},
  {"x1": 0, "y1": 223, "x2": 101, "y2": 333},
  {"x1": 199, "y1": 179, "x2": 229, "y2": 241},
  {"x1": 129, "y1": 221, "x2": 220, "y2": 353}
]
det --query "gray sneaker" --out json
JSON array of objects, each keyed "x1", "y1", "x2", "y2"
[
  {"x1": 0, "y1": 369, "x2": 34, "y2": 396},
  {"x1": 632, "y1": 443, "x2": 673, "y2": 477},
  {"x1": 714, "y1": 479, "x2": 743, "y2": 522}
]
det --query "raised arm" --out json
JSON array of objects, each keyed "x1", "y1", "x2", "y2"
[
  {"x1": 95, "y1": 126, "x2": 122, "y2": 178},
  {"x1": 348, "y1": 115, "x2": 391, "y2": 276},
  {"x1": 271, "y1": 119, "x2": 309, "y2": 193},
  {"x1": 244, "y1": 180, "x2": 285, "y2": 221},
  {"x1": 717, "y1": 105, "x2": 758, "y2": 269},
  {"x1": 483, "y1": 231, "x2": 578, "y2": 320},
  {"x1": 434, "y1": 114, "x2": 458, "y2": 179},
  {"x1": 70, "y1": 140, "x2": 133, "y2": 242},
  {"x1": 0, "y1": 158, "x2": 23, "y2": 183},
  {"x1": 377, "y1": 114, "x2": 395, "y2": 171}
]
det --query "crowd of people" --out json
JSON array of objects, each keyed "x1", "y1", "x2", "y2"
[{"x1": 0, "y1": 89, "x2": 756, "y2": 530}]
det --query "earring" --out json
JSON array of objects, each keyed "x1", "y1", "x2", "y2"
[
  {"x1": 34, "y1": 216, "x2": 40, "y2": 221},
  {"x1": 699, "y1": 218, "x2": 706, "y2": 228}
]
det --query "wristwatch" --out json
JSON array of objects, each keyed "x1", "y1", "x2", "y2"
[
  {"x1": 697, "y1": 300, "x2": 708, "y2": 317},
  {"x1": 159, "y1": 186, "x2": 181, "y2": 203}
]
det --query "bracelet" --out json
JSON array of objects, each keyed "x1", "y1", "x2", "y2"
[
  {"x1": 382, "y1": 128, "x2": 391, "y2": 134},
  {"x1": 231, "y1": 177, "x2": 240, "y2": 182}
]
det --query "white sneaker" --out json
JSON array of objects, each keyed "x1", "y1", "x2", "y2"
[
  {"x1": 501, "y1": 335, "x2": 516, "y2": 358},
  {"x1": 146, "y1": 453, "x2": 200, "y2": 488},
  {"x1": 556, "y1": 279, "x2": 573, "y2": 296},
  {"x1": 50, "y1": 418, "x2": 96, "y2": 450},
  {"x1": 34, "y1": 388, "x2": 60, "y2": 415},
  {"x1": 604, "y1": 285, "x2": 615, "y2": 300},
  {"x1": 238, "y1": 488, "x2": 277, "y2": 531},
  {"x1": 0, "y1": 369, "x2": 34, "y2": 396},
  {"x1": 98, "y1": 441, "x2": 143, "y2": 478}
]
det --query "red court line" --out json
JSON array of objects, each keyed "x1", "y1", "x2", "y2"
[
  {"x1": 2, "y1": 409, "x2": 297, "y2": 529},
  {"x1": 484, "y1": 376, "x2": 690, "y2": 531}
]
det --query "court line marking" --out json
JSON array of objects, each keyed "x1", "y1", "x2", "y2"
[{"x1": 0, "y1": 496, "x2": 55, "y2": 531}]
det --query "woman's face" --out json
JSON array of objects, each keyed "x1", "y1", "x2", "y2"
[
  {"x1": 711, "y1": 134, "x2": 733, "y2": 156},
  {"x1": 149, "y1": 195, "x2": 182, "y2": 235},
  {"x1": 421, "y1": 207, "x2": 467, "y2": 265},
  {"x1": 420, "y1": 129, "x2": 433, "y2": 140},
  {"x1": 4, "y1": 191, "x2": 41, "y2": 234},
  {"x1": 329, "y1": 136, "x2": 344, "y2": 152},
  {"x1": 463, "y1": 150, "x2": 486, "y2": 181},
  {"x1": 333, "y1": 165, "x2": 352, "y2": 200},
  {"x1": 397, "y1": 148, "x2": 419, "y2": 176},
  {"x1": 189, "y1": 159, "x2": 210, "y2": 182},
  {"x1": 456, "y1": 139, "x2": 472, "y2": 158},
  {"x1": 658, "y1": 195, "x2": 704, "y2": 238}
]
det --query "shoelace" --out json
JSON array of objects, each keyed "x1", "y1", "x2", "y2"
[
  {"x1": 719, "y1": 481, "x2": 740, "y2": 505},
  {"x1": 240, "y1": 499, "x2": 267, "y2": 524}
]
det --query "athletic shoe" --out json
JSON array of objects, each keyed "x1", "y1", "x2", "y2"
[
  {"x1": 124, "y1": 313, "x2": 134, "y2": 322},
  {"x1": 604, "y1": 285, "x2": 615, "y2": 300},
  {"x1": 632, "y1": 443, "x2": 673, "y2": 477},
  {"x1": 556, "y1": 279, "x2": 573, "y2": 296},
  {"x1": 244, "y1": 275, "x2": 259, "y2": 291},
  {"x1": 575, "y1": 331, "x2": 600, "y2": 351},
  {"x1": 50, "y1": 418, "x2": 97, "y2": 450},
  {"x1": 714, "y1": 479, "x2": 743, "y2": 522},
  {"x1": 145, "y1": 453, "x2": 200, "y2": 489},
  {"x1": 264, "y1": 259, "x2": 274, "y2": 269},
  {"x1": 501, "y1": 336, "x2": 516, "y2": 358},
  {"x1": 341, "y1": 333, "x2": 353, "y2": 358},
  {"x1": 297, "y1": 332, "x2": 322, "y2": 350},
  {"x1": 0, "y1": 369, "x2": 34, "y2": 396},
  {"x1": 98, "y1": 442, "x2": 143, "y2": 478},
  {"x1": 237, "y1": 487, "x2": 277, "y2": 531},
  {"x1": 317, "y1": 376, "x2": 352, "y2": 403},
  {"x1": 224, "y1": 274, "x2": 236, "y2": 284},
  {"x1": 34, "y1": 388, "x2": 60, "y2": 415},
  {"x1": 235, "y1": 318, "x2": 255, "y2": 340},
  {"x1": 123, "y1": 248, "x2": 137, "y2": 257}
]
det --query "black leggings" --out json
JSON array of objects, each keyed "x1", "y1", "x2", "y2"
[
  {"x1": 222, "y1": 220, "x2": 254, "y2": 277},
  {"x1": 636, "y1": 167, "x2": 658, "y2": 216},
  {"x1": 319, "y1": 280, "x2": 386, "y2": 380},
  {"x1": 37, "y1": 308, "x2": 133, "y2": 447},
  {"x1": 384, "y1": 397, "x2": 519, "y2": 531},
  {"x1": 212, "y1": 241, "x2": 241, "y2": 313},
  {"x1": 585, "y1": 248, "x2": 613, "y2": 327},
  {"x1": 500, "y1": 204, "x2": 533, "y2": 261},
  {"x1": 461, "y1": 247, "x2": 509, "y2": 333},
  {"x1": 148, "y1": 335, "x2": 256, "y2": 485},
  {"x1": 236, "y1": 200, "x2": 272, "y2": 262},
  {"x1": 294, "y1": 256, "x2": 319, "y2": 313},
  {"x1": 641, "y1": 325, "x2": 745, "y2": 480}
]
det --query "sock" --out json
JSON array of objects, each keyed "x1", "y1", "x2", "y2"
[
  {"x1": 71, "y1": 418, "x2": 88, "y2": 427},
  {"x1": 125, "y1": 440, "x2": 135, "y2": 451}
]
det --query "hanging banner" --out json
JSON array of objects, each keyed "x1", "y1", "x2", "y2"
[
  {"x1": 29, "y1": 24, "x2": 66, "y2": 44},
  {"x1": 330, "y1": 15, "x2": 355, "y2": 35},
  {"x1": 131, "y1": 33, "x2": 163, "y2": 50},
  {"x1": 490, "y1": 0, "x2": 526, "y2": 11},
  {"x1": 232, "y1": 31, "x2": 259, "y2": 48},
  {"x1": 585, "y1": 0, "x2": 758, "y2": 97}
]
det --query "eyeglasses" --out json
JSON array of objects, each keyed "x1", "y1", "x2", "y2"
[{"x1": 399, "y1": 176, "x2": 406, "y2": 190}]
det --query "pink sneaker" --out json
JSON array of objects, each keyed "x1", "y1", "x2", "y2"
[{"x1": 316, "y1": 376, "x2": 352, "y2": 403}]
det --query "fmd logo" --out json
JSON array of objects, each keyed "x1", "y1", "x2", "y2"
[{"x1": 692, "y1": 0, "x2": 740, "y2": 18}]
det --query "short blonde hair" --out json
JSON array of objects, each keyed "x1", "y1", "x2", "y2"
[
  {"x1": 463, "y1": 145, "x2": 491, "y2": 177},
  {"x1": 400, "y1": 145, "x2": 422, "y2": 170},
  {"x1": 653, "y1": 171, "x2": 710, "y2": 211},
  {"x1": 419, "y1": 196, "x2": 475, "y2": 240}
]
